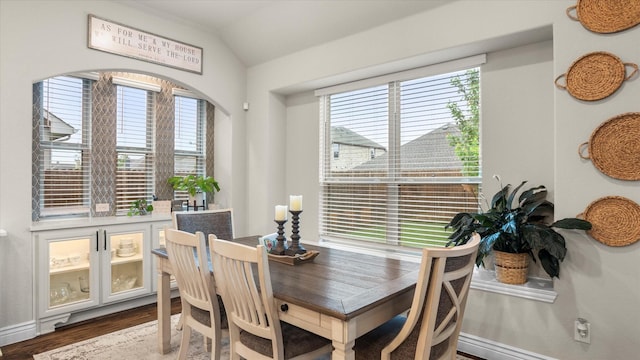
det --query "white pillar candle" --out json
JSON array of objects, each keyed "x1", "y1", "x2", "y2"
[
  {"x1": 275, "y1": 205, "x2": 288, "y2": 221},
  {"x1": 290, "y1": 195, "x2": 303, "y2": 211}
]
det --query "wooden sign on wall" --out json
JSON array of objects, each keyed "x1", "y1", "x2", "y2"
[{"x1": 88, "y1": 14, "x2": 203, "y2": 74}]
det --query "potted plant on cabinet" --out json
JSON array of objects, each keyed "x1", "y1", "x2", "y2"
[
  {"x1": 127, "y1": 199, "x2": 153, "y2": 216},
  {"x1": 445, "y1": 177, "x2": 591, "y2": 284},
  {"x1": 168, "y1": 175, "x2": 220, "y2": 207}
]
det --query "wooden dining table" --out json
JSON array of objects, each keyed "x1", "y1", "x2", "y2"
[{"x1": 152, "y1": 236, "x2": 421, "y2": 360}]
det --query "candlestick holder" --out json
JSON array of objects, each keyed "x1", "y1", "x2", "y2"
[
  {"x1": 285, "y1": 210, "x2": 306, "y2": 256},
  {"x1": 270, "y1": 219, "x2": 288, "y2": 255}
]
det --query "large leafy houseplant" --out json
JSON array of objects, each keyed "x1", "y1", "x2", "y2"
[
  {"x1": 168, "y1": 175, "x2": 220, "y2": 197},
  {"x1": 445, "y1": 178, "x2": 591, "y2": 278}
]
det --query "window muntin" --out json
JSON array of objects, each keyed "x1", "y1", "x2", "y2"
[{"x1": 320, "y1": 67, "x2": 481, "y2": 248}]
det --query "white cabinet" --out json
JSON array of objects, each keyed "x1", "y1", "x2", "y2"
[{"x1": 36, "y1": 223, "x2": 153, "y2": 332}]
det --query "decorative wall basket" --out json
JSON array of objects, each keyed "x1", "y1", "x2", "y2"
[
  {"x1": 555, "y1": 52, "x2": 638, "y2": 101},
  {"x1": 580, "y1": 196, "x2": 640, "y2": 247},
  {"x1": 493, "y1": 251, "x2": 529, "y2": 285},
  {"x1": 567, "y1": 0, "x2": 640, "y2": 33},
  {"x1": 578, "y1": 112, "x2": 640, "y2": 180}
]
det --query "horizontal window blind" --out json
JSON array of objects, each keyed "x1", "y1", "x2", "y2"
[
  {"x1": 173, "y1": 95, "x2": 205, "y2": 201},
  {"x1": 320, "y1": 62, "x2": 483, "y2": 249},
  {"x1": 115, "y1": 85, "x2": 154, "y2": 214},
  {"x1": 38, "y1": 76, "x2": 91, "y2": 217}
]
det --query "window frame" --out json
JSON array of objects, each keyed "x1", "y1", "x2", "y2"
[
  {"x1": 36, "y1": 75, "x2": 93, "y2": 218},
  {"x1": 317, "y1": 55, "x2": 486, "y2": 250},
  {"x1": 114, "y1": 84, "x2": 156, "y2": 215},
  {"x1": 172, "y1": 90, "x2": 207, "y2": 202}
]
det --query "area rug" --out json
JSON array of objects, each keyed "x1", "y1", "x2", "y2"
[
  {"x1": 33, "y1": 314, "x2": 226, "y2": 360},
  {"x1": 33, "y1": 314, "x2": 474, "y2": 359}
]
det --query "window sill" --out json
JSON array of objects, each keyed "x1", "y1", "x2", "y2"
[
  {"x1": 316, "y1": 238, "x2": 557, "y2": 304},
  {"x1": 470, "y1": 269, "x2": 557, "y2": 303}
]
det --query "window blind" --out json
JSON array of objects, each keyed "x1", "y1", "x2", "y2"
[
  {"x1": 173, "y1": 95, "x2": 205, "y2": 201},
  {"x1": 38, "y1": 76, "x2": 91, "y2": 217},
  {"x1": 319, "y1": 61, "x2": 483, "y2": 249},
  {"x1": 115, "y1": 85, "x2": 155, "y2": 214}
]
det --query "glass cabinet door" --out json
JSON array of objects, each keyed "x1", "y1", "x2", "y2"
[
  {"x1": 45, "y1": 234, "x2": 99, "y2": 312},
  {"x1": 103, "y1": 225, "x2": 151, "y2": 302}
]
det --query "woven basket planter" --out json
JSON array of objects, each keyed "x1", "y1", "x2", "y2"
[{"x1": 494, "y1": 251, "x2": 529, "y2": 285}]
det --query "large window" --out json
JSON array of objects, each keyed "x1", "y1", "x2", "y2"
[
  {"x1": 33, "y1": 73, "x2": 211, "y2": 220},
  {"x1": 318, "y1": 56, "x2": 484, "y2": 249}
]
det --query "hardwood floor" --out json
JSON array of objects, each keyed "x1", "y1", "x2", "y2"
[
  {"x1": 0, "y1": 297, "x2": 483, "y2": 360},
  {"x1": 0, "y1": 298, "x2": 182, "y2": 360}
]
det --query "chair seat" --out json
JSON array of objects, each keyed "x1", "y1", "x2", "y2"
[
  {"x1": 239, "y1": 321, "x2": 332, "y2": 359},
  {"x1": 191, "y1": 295, "x2": 228, "y2": 329},
  {"x1": 354, "y1": 315, "x2": 405, "y2": 359}
]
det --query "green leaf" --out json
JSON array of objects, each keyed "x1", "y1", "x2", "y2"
[
  {"x1": 491, "y1": 184, "x2": 510, "y2": 211},
  {"x1": 551, "y1": 218, "x2": 592, "y2": 230},
  {"x1": 507, "y1": 181, "x2": 528, "y2": 209},
  {"x1": 538, "y1": 249, "x2": 560, "y2": 278},
  {"x1": 519, "y1": 185, "x2": 547, "y2": 207}
]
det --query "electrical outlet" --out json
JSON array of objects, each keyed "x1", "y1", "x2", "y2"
[
  {"x1": 574, "y1": 319, "x2": 591, "y2": 344},
  {"x1": 96, "y1": 203, "x2": 109, "y2": 212}
]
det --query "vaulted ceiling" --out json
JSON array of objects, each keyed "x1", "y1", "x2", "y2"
[{"x1": 112, "y1": 0, "x2": 453, "y2": 67}]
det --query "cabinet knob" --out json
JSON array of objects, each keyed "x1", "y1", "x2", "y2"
[{"x1": 280, "y1": 303, "x2": 289, "y2": 312}]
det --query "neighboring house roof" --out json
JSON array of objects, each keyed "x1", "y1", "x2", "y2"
[
  {"x1": 44, "y1": 110, "x2": 77, "y2": 140},
  {"x1": 354, "y1": 123, "x2": 462, "y2": 171},
  {"x1": 332, "y1": 126, "x2": 386, "y2": 150}
]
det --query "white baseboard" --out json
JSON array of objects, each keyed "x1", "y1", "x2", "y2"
[
  {"x1": 0, "y1": 320, "x2": 37, "y2": 347},
  {"x1": 458, "y1": 332, "x2": 557, "y2": 360}
]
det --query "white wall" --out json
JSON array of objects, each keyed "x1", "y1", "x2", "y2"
[
  {"x1": 0, "y1": 0, "x2": 247, "y2": 338},
  {"x1": 247, "y1": 1, "x2": 640, "y2": 359}
]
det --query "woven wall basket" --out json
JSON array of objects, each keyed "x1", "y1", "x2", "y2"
[
  {"x1": 555, "y1": 52, "x2": 638, "y2": 101},
  {"x1": 567, "y1": 0, "x2": 640, "y2": 33},
  {"x1": 580, "y1": 196, "x2": 640, "y2": 247},
  {"x1": 578, "y1": 112, "x2": 640, "y2": 181}
]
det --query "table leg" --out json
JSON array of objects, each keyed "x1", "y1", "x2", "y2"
[
  {"x1": 157, "y1": 268, "x2": 171, "y2": 354},
  {"x1": 331, "y1": 339, "x2": 355, "y2": 360}
]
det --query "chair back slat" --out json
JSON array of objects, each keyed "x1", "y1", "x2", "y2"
[
  {"x1": 211, "y1": 238, "x2": 284, "y2": 358},
  {"x1": 165, "y1": 229, "x2": 214, "y2": 307},
  {"x1": 164, "y1": 228, "x2": 222, "y2": 359}
]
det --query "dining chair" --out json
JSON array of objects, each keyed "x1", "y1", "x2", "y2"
[
  {"x1": 354, "y1": 233, "x2": 481, "y2": 360},
  {"x1": 172, "y1": 208, "x2": 235, "y2": 241},
  {"x1": 172, "y1": 208, "x2": 234, "y2": 331},
  {"x1": 209, "y1": 237, "x2": 333, "y2": 360},
  {"x1": 165, "y1": 228, "x2": 223, "y2": 360}
]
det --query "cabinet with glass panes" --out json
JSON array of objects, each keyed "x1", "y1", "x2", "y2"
[{"x1": 36, "y1": 223, "x2": 153, "y2": 333}]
